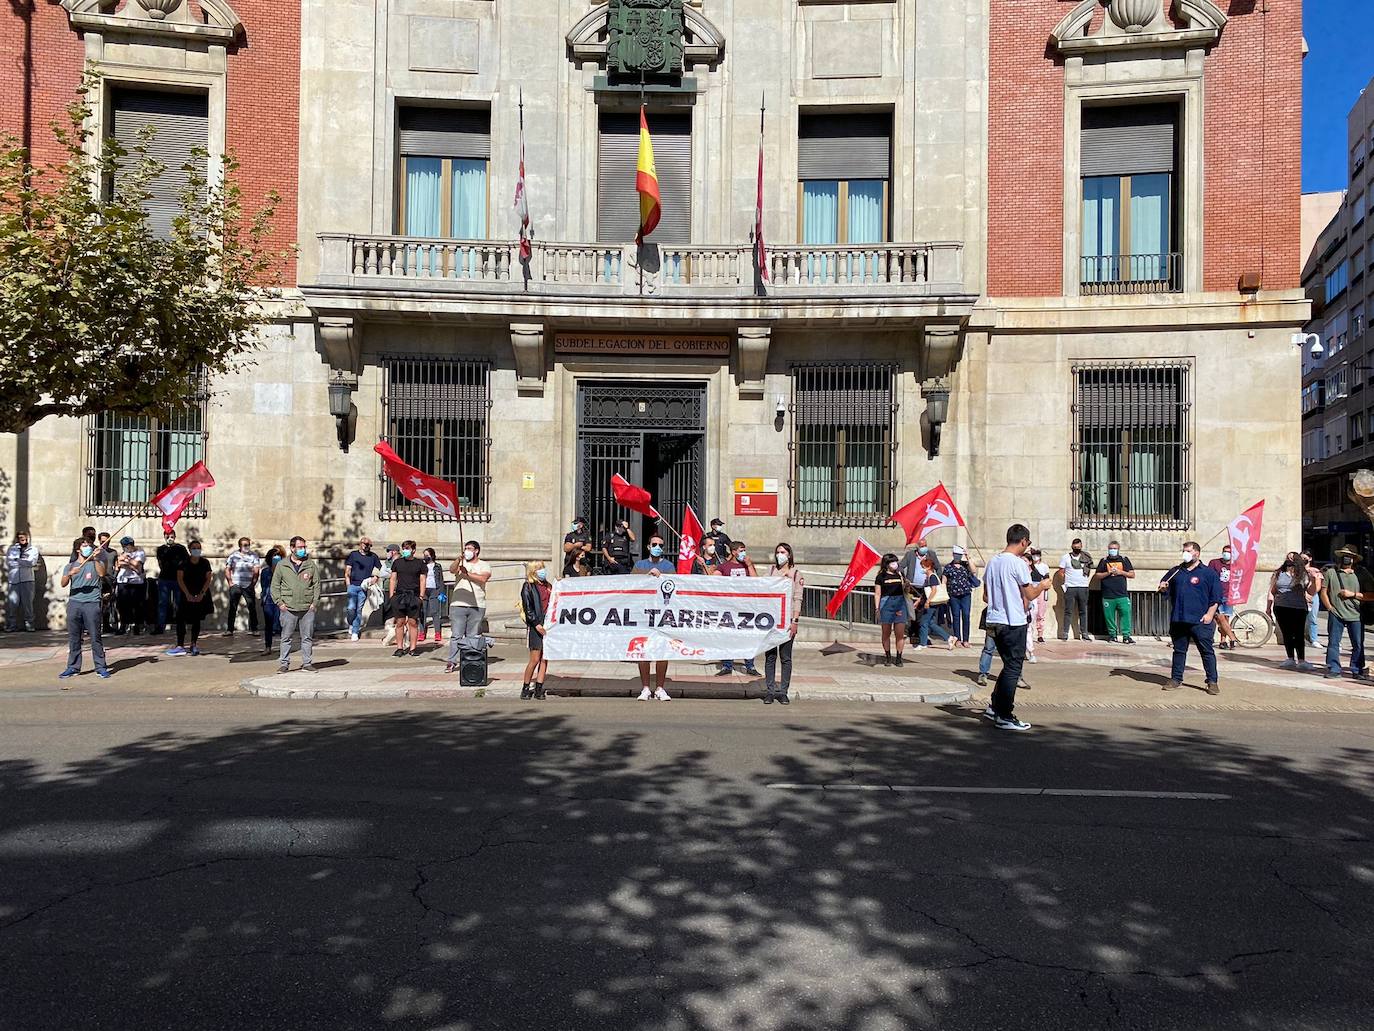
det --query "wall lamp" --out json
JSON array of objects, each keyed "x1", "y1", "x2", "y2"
[
  {"x1": 328, "y1": 378, "x2": 358, "y2": 452},
  {"x1": 923, "y1": 384, "x2": 951, "y2": 458}
]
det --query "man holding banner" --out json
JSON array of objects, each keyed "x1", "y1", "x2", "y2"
[{"x1": 631, "y1": 534, "x2": 676, "y2": 700}]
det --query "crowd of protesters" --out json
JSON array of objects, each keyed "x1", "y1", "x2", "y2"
[{"x1": 17, "y1": 513, "x2": 1374, "y2": 717}]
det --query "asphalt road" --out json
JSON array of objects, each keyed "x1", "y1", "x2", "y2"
[{"x1": 1, "y1": 696, "x2": 1372, "y2": 1030}]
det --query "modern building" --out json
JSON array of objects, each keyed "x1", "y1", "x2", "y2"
[
  {"x1": 1301, "y1": 77, "x2": 1374, "y2": 560},
  {"x1": 1, "y1": 0, "x2": 1310, "y2": 631}
]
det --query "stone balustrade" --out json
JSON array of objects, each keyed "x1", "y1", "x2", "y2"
[{"x1": 317, "y1": 234, "x2": 964, "y2": 297}]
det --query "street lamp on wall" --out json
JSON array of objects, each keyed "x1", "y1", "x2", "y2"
[
  {"x1": 328, "y1": 379, "x2": 357, "y2": 452},
  {"x1": 923, "y1": 384, "x2": 951, "y2": 459}
]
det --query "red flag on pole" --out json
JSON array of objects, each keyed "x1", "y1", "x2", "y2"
[
  {"x1": 375, "y1": 441, "x2": 462, "y2": 518},
  {"x1": 827, "y1": 538, "x2": 882, "y2": 618},
  {"x1": 1224, "y1": 500, "x2": 1266, "y2": 607},
  {"x1": 610, "y1": 473, "x2": 660, "y2": 520},
  {"x1": 677, "y1": 504, "x2": 704, "y2": 574},
  {"x1": 513, "y1": 88, "x2": 532, "y2": 261},
  {"x1": 151, "y1": 461, "x2": 215, "y2": 534},
  {"x1": 890, "y1": 483, "x2": 966, "y2": 546},
  {"x1": 754, "y1": 97, "x2": 769, "y2": 283}
]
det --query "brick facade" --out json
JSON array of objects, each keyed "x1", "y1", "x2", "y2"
[
  {"x1": 988, "y1": 0, "x2": 1303, "y2": 297},
  {"x1": 0, "y1": 1, "x2": 299, "y2": 280}
]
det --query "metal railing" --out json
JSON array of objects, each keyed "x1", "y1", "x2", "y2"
[{"x1": 1080, "y1": 252, "x2": 1182, "y2": 295}]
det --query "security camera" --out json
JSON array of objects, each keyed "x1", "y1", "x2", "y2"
[
  {"x1": 1311, "y1": 339, "x2": 1325, "y2": 359},
  {"x1": 1294, "y1": 331, "x2": 1323, "y2": 359}
]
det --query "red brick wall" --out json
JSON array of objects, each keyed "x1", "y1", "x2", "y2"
[
  {"x1": 988, "y1": 0, "x2": 1304, "y2": 296},
  {"x1": 0, "y1": 0, "x2": 299, "y2": 283}
]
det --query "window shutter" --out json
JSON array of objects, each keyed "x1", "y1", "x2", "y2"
[
  {"x1": 792, "y1": 365, "x2": 895, "y2": 427},
  {"x1": 798, "y1": 112, "x2": 891, "y2": 180},
  {"x1": 398, "y1": 107, "x2": 491, "y2": 159},
  {"x1": 110, "y1": 89, "x2": 209, "y2": 239},
  {"x1": 597, "y1": 111, "x2": 691, "y2": 245},
  {"x1": 1075, "y1": 368, "x2": 1185, "y2": 430},
  {"x1": 1081, "y1": 104, "x2": 1177, "y2": 177}
]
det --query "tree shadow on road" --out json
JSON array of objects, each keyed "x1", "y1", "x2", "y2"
[{"x1": 0, "y1": 706, "x2": 1371, "y2": 1029}]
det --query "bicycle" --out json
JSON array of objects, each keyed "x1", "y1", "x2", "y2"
[{"x1": 1229, "y1": 608, "x2": 1274, "y2": 649}]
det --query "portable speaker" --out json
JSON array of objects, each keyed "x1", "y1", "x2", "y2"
[{"x1": 459, "y1": 647, "x2": 488, "y2": 687}]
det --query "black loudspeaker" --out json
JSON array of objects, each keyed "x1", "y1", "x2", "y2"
[{"x1": 459, "y1": 647, "x2": 488, "y2": 687}]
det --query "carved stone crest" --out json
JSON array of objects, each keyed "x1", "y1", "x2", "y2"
[{"x1": 607, "y1": 0, "x2": 685, "y2": 80}]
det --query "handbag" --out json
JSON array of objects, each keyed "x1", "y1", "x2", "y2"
[{"x1": 925, "y1": 583, "x2": 950, "y2": 607}]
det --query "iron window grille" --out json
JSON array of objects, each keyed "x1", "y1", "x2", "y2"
[
  {"x1": 788, "y1": 363, "x2": 898, "y2": 527},
  {"x1": 84, "y1": 375, "x2": 210, "y2": 517},
  {"x1": 1071, "y1": 361, "x2": 1193, "y2": 531},
  {"x1": 379, "y1": 355, "x2": 492, "y2": 522}
]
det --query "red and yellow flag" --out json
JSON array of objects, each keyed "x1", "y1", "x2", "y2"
[{"x1": 635, "y1": 106, "x2": 661, "y2": 243}]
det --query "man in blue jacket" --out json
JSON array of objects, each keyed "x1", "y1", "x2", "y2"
[{"x1": 1158, "y1": 540, "x2": 1223, "y2": 695}]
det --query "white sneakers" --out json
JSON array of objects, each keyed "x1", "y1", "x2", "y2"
[
  {"x1": 637, "y1": 686, "x2": 672, "y2": 701},
  {"x1": 1027, "y1": 654, "x2": 1038, "y2": 664},
  {"x1": 349, "y1": 631, "x2": 359, "y2": 642},
  {"x1": 637, "y1": 687, "x2": 652, "y2": 700}
]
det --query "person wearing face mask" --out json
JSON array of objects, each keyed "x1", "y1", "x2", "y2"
[
  {"x1": 632, "y1": 535, "x2": 676, "y2": 700},
  {"x1": 152, "y1": 529, "x2": 187, "y2": 636},
  {"x1": 703, "y1": 519, "x2": 732, "y2": 560},
  {"x1": 94, "y1": 531, "x2": 117, "y2": 634},
  {"x1": 696, "y1": 536, "x2": 724, "y2": 574},
  {"x1": 387, "y1": 540, "x2": 427, "y2": 658},
  {"x1": 113, "y1": 536, "x2": 147, "y2": 635},
  {"x1": 167, "y1": 540, "x2": 213, "y2": 656},
  {"x1": 447, "y1": 541, "x2": 493, "y2": 674},
  {"x1": 59, "y1": 536, "x2": 111, "y2": 682},
  {"x1": 1157, "y1": 542, "x2": 1223, "y2": 694},
  {"x1": 1207, "y1": 546, "x2": 1241, "y2": 651},
  {"x1": 874, "y1": 552, "x2": 909, "y2": 667},
  {"x1": 260, "y1": 547, "x2": 285, "y2": 655},
  {"x1": 601, "y1": 519, "x2": 637, "y2": 575},
  {"x1": 900, "y1": 538, "x2": 943, "y2": 585},
  {"x1": 942, "y1": 545, "x2": 981, "y2": 647},
  {"x1": 519, "y1": 561, "x2": 551, "y2": 700},
  {"x1": 378, "y1": 544, "x2": 401, "y2": 646},
  {"x1": 1267, "y1": 552, "x2": 1317, "y2": 670},
  {"x1": 715, "y1": 541, "x2": 761, "y2": 677},
  {"x1": 1057, "y1": 538, "x2": 1094, "y2": 642},
  {"x1": 5, "y1": 529, "x2": 40, "y2": 633},
  {"x1": 418, "y1": 548, "x2": 447, "y2": 645},
  {"x1": 271, "y1": 536, "x2": 321, "y2": 674},
  {"x1": 1302, "y1": 551, "x2": 1324, "y2": 648},
  {"x1": 759, "y1": 543, "x2": 804, "y2": 704},
  {"x1": 1028, "y1": 548, "x2": 1051, "y2": 645},
  {"x1": 1092, "y1": 540, "x2": 1136, "y2": 645},
  {"x1": 344, "y1": 537, "x2": 383, "y2": 642},
  {"x1": 1320, "y1": 546, "x2": 1369, "y2": 681},
  {"x1": 563, "y1": 516, "x2": 594, "y2": 576},
  {"x1": 222, "y1": 537, "x2": 261, "y2": 637}
]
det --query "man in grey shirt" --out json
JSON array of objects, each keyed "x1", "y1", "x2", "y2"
[
  {"x1": 60, "y1": 536, "x2": 111, "y2": 681},
  {"x1": 5, "y1": 529, "x2": 40, "y2": 632}
]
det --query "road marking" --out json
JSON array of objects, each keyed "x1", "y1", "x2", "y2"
[{"x1": 765, "y1": 783, "x2": 1230, "y2": 800}]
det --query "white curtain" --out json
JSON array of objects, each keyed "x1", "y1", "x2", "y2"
[
  {"x1": 843, "y1": 434, "x2": 883, "y2": 513},
  {"x1": 116, "y1": 418, "x2": 151, "y2": 504},
  {"x1": 1081, "y1": 176, "x2": 1119, "y2": 283},
  {"x1": 1129, "y1": 448, "x2": 1159, "y2": 517},
  {"x1": 847, "y1": 180, "x2": 884, "y2": 281},
  {"x1": 797, "y1": 428, "x2": 836, "y2": 514},
  {"x1": 1129, "y1": 173, "x2": 1170, "y2": 282},
  {"x1": 802, "y1": 181, "x2": 839, "y2": 283},
  {"x1": 1080, "y1": 449, "x2": 1110, "y2": 517},
  {"x1": 404, "y1": 157, "x2": 443, "y2": 275}
]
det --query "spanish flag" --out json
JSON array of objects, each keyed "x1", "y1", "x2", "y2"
[{"x1": 635, "y1": 106, "x2": 661, "y2": 243}]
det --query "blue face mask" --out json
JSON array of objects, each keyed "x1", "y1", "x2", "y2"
[
  {"x1": 401, "y1": 549, "x2": 413, "y2": 559},
  {"x1": 80, "y1": 545, "x2": 94, "y2": 558},
  {"x1": 295, "y1": 547, "x2": 308, "y2": 559},
  {"x1": 1108, "y1": 548, "x2": 1119, "y2": 558},
  {"x1": 536, "y1": 568, "x2": 548, "y2": 582},
  {"x1": 650, "y1": 545, "x2": 663, "y2": 557},
  {"x1": 917, "y1": 547, "x2": 928, "y2": 556}
]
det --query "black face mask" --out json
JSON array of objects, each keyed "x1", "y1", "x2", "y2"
[
  {"x1": 614, "y1": 528, "x2": 627, "y2": 537},
  {"x1": 1071, "y1": 547, "x2": 1081, "y2": 555}
]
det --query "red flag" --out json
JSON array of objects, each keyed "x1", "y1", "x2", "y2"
[
  {"x1": 513, "y1": 91, "x2": 532, "y2": 261},
  {"x1": 610, "y1": 473, "x2": 660, "y2": 520},
  {"x1": 890, "y1": 483, "x2": 965, "y2": 546},
  {"x1": 827, "y1": 538, "x2": 882, "y2": 618},
  {"x1": 1224, "y1": 500, "x2": 1265, "y2": 607},
  {"x1": 375, "y1": 441, "x2": 461, "y2": 518},
  {"x1": 677, "y1": 505, "x2": 704, "y2": 574},
  {"x1": 151, "y1": 460, "x2": 215, "y2": 534},
  {"x1": 754, "y1": 102, "x2": 768, "y2": 283}
]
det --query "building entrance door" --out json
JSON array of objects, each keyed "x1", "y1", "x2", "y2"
[{"x1": 576, "y1": 381, "x2": 706, "y2": 568}]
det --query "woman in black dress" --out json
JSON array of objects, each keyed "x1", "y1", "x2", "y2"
[
  {"x1": 170, "y1": 540, "x2": 214, "y2": 656},
  {"x1": 519, "y1": 560, "x2": 551, "y2": 700}
]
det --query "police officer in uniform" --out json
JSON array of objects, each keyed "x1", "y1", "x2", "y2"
[
  {"x1": 703, "y1": 519, "x2": 732, "y2": 559},
  {"x1": 600, "y1": 519, "x2": 637, "y2": 575},
  {"x1": 563, "y1": 515, "x2": 593, "y2": 575}
]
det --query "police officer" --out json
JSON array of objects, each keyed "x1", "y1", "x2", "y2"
[
  {"x1": 704, "y1": 518, "x2": 732, "y2": 558},
  {"x1": 563, "y1": 515, "x2": 593, "y2": 575},
  {"x1": 601, "y1": 519, "x2": 636, "y2": 575}
]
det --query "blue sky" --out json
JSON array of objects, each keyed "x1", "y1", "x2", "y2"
[{"x1": 1303, "y1": 0, "x2": 1374, "y2": 193}]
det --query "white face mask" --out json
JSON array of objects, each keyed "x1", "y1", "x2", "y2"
[
  {"x1": 1182, "y1": 551, "x2": 1195, "y2": 564},
  {"x1": 888, "y1": 561, "x2": 899, "y2": 572},
  {"x1": 463, "y1": 549, "x2": 475, "y2": 561},
  {"x1": 775, "y1": 552, "x2": 788, "y2": 565}
]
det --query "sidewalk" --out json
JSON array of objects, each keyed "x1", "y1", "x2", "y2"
[{"x1": 5, "y1": 628, "x2": 1374, "y2": 712}]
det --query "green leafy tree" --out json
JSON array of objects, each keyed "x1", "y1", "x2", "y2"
[{"x1": 0, "y1": 78, "x2": 292, "y2": 434}]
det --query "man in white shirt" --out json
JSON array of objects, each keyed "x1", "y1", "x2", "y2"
[
  {"x1": 223, "y1": 537, "x2": 262, "y2": 635},
  {"x1": 1057, "y1": 537, "x2": 1094, "y2": 641},
  {"x1": 446, "y1": 540, "x2": 492, "y2": 674},
  {"x1": 5, "y1": 530, "x2": 40, "y2": 632},
  {"x1": 984, "y1": 524, "x2": 1055, "y2": 732},
  {"x1": 113, "y1": 535, "x2": 147, "y2": 635}
]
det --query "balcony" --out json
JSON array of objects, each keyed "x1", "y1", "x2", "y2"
[
  {"x1": 1080, "y1": 253, "x2": 1183, "y2": 296},
  {"x1": 304, "y1": 234, "x2": 972, "y2": 328}
]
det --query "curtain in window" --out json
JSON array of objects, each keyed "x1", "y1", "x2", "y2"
[
  {"x1": 450, "y1": 158, "x2": 487, "y2": 278},
  {"x1": 404, "y1": 157, "x2": 443, "y2": 275},
  {"x1": 159, "y1": 425, "x2": 202, "y2": 491},
  {"x1": 1081, "y1": 176, "x2": 1119, "y2": 283},
  {"x1": 802, "y1": 181, "x2": 839, "y2": 283},
  {"x1": 1129, "y1": 173, "x2": 1169, "y2": 282},
  {"x1": 117, "y1": 420, "x2": 152, "y2": 504},
  {"x1": 1128, "y1": 448, "x2": 1159, "y2": 517},
  {"x1": 797, "y1": 428, "x2": 837, "y2": 513},
  {"x1": 1080, "y1": 448, "x2": 1110, "y2": 516},
  {"x1": 847, "y1": 180, "x2": 884, "y2": 281},
  {"x1": 843, "y1": 434, "x2": 883, "y2": 513}
]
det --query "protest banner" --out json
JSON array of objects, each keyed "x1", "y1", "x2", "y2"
[{"x1": 542, "y1": 574, "x2": 794, "y2": 662}]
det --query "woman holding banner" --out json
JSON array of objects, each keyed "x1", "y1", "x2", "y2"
[
  {"x1": 519, "y1": 560, "x2": 550, "y2": 701},
  {"x1": 762, "y1": 543, "x2": 804, "y2": 704},
  {"x1": 874, "y1": 552, "x2": 909, "y2": 666}
]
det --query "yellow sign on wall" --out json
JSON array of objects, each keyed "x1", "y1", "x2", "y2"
[
  {"x1": 733, "y1": 478, "x2": 779, "y2": 494},
  {"x1": 522, "y1": 474, "x2": 535, "y2": 490}
]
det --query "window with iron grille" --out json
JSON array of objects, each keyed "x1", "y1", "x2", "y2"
[
  {"x1": 789, "y1": 363, "x2": 897, "y2": 527},
  {"x1": 84, "y1": 383, "x2": 209, "y2": 517},
  {"x1": 1071, "y1": 362, "x2": 1192, "y2": 531},
  {"x1": 380, "y1": 356, "x2": 491, "y2": 521}
]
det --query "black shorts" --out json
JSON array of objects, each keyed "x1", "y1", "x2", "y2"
[
  {"x1": 527, "y1": 627, "x2": 545, "y2": 651},
  {"x1": 393, "y1": 591, "x2": 422, "y2": 618}
]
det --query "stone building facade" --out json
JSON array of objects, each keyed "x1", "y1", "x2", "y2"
[{"x1": 1, "y1": 0, "x2": 1309, "y2": 632}]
